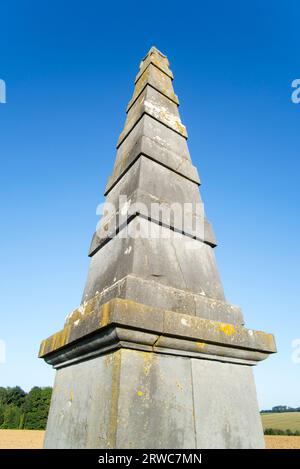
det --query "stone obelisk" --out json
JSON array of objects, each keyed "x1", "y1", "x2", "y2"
[{"x1": 40, "y1": 47, "x2": 276, "y2": 449}]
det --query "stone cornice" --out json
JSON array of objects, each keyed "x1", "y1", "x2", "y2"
[{"x1": 39, "y1": 298, "x2": 276, "y2": 369}]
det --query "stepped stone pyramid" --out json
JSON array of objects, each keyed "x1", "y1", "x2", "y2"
[{"x1": 40, "y1": 47, "x2": 276, "y2": 449}]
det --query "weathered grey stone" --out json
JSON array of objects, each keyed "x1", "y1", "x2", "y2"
[
  {"x1": 191, "y1": 359, "x2": 265, "y2": 448},
  {"x1": 44, "y1": 352, "x2": 118, "y2": 448},
  {"x1": 71, "y1": 273, "x2": 244, "y2": 325},
  {"x1": 107, "y1": 155, "x2": 202, "y2": 207},
  {"x1": 92, "y1": 156, "x2": 216, "y2": 253},
  {"x1": 39, "y1": 298, "x2": 275, "y2": 368},
  {"x1": 105, "y1": 115, "x2": 199, "y2": 194},
  {"x1": 44, "y1": 349, "x2": 196, "y2": 449},
  {"x1": 116, "y1": 350, "x2": 195, "y2": 449},
  {"x1": 83, "y1": 218, "x2": 225, "y2": 305},
  {"x1": 121, "y1": 276, "x2": 241, "y2": 323},
  {"x1": 43, "y1": 349, "x2": 266, "y2": 448},
  {"x1": 89, "y1": 209, "x2": 217, "y2": 256},
  {"x1": 127, "y1": 62, "x2": 179, "y2": 111},
  {"x1": 117, "y1": 85, "x2": 187, "y2": 148},
  {"x1": 40, "y1": 46, "x2": 276, "y2": 449},
  {"x1": 135, "y1": 46, "x2": 174, "y2": 83}
]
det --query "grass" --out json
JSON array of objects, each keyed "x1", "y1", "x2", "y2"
[{"x1": 261, "y1": 412, "x2": 300, "y2": 432}]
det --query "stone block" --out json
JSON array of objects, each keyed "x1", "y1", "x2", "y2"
[
  {"x1": 127, "y1": 63, "x2": 179, "y2": 112},
  {"x1": 43, "y1": 348, "x2": 266, "y2": 448},
  {"x1": 117, "y1": 86, "x2": 187, "y2": 148},
  {"x1": 83, "y1": 217, "x2": 225, "y2": 305},
  {"x1": 106, "y1": 115, "x2": 199, "y2": 194},
  {"x1": 191, "y1": 359, "x2": 265, "y2": 448}
]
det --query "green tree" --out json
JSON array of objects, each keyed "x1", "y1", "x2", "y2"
[
  {"x1": 0, "y1": 387, "x2": 8, "y2": 406},
  {"x1": 0, "y1": 404, "x2": 5, "y2": 426},
  {"x1": 5, "y1": 386, "x2": 26, "y2": 407},
  {"x1": 23, "y1": 387, "x2": 52, "y2": 430},
  {"x1": 1, "y1": 405, "x2": 22, "y2": 429},
  {"x1": 264, "y1": 428, "x2": 274, "y2": 435}
]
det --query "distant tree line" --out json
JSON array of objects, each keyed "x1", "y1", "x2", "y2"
[
  {"x1": 0, "y1": 386, "x2": 52, "y2": 430},
  {"x1": 261, "y1": 405, "x2": 300, "y2": 413},
  {"x1": 264, "y1": 428, "x2": 300, "y2": 436}
]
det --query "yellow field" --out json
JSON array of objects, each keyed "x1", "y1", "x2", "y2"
[
  {"x1": 265, "y1": 436, "x2": 300, "y2": 449},
  {"x1": 0, "y1": 429, "x2": 299, "y2": 449},
  {"x1": 261, "y1": 412, "x2": 300, "y2": 432},
  {"x1": 0, "y1": 429, "x2": 45, "y2": 449}
]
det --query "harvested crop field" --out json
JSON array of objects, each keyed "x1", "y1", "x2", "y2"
[
  {"x1": 0, "y1": 430, "x2": 299, "y2": 449},
  {"x1": 265, "y1": 435, "x2": 300, "y2": 449},
  {"x1": 0, "y1": 430, "x2": 45, "y2": 449}
]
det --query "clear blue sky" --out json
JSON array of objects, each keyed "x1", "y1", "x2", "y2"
[{"x1": 0, "y1": 0, "x2": 299, "y2": 409}]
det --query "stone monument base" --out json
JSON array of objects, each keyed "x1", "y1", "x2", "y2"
[{"x1": 40, "y1": 298, "x2": 275, "y2": 449}]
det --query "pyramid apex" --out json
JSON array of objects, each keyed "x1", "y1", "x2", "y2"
[
  {"x1": 137, "y1": 46, "x2": 171, "y2": 81},
  {"x1": 143, "y1": 46, "x2": 167, "y2": 61}
]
